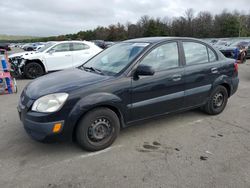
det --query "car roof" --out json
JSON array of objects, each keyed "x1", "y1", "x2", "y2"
[
  {"x1": 124, "y1": 37, "x2": 205, "y2": 44},
  {"x1": 55, "y1": 40, "x2": 98, "y2": 46}
]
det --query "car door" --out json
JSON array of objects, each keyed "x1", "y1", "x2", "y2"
[
  {"x1": 71, "y1": 42, "x2": 94, "y2": 67},
  {"x1": 44, "y1": 43, "x2": 72, "y2": 71},
  {"x1": 130, "y1": 41, "x2": 185, "y2": 121},
  {"x1": 182, "y1": 40, "x2": 220, "y2": 108}
]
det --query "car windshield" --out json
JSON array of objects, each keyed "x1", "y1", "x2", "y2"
[
  {"x1": 37, "y1": 42, "x2": 56, "y2": 52},
  {"x1": 82, "y1": 42, "x2": 149, "y2": 76}
]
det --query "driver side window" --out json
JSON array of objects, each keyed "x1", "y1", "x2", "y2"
[
  {"x1": 50, "y1": 43, "x2": 70, "y2": 52},
  {"x1": 140, "y1": 42, "x2": 179, "y2": 72}
]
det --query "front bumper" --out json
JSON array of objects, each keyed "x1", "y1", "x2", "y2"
[
  {"x1": 23, "y1": 117, "x2": 64, "y2": 141},
  {"x1": 17, "y1": 91, "x2": 72, "y2": 142},
  {"x1": 18, "y1": 105, "x2": 65, "y2": 141}
]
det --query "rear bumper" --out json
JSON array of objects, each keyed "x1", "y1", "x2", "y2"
[{"x1": 231, "y1": 77, "x2": 239, "y2": 96}]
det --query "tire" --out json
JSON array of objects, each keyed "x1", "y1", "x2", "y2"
[
  {"x1": 76, "y1": 107, "x2": 120, "y2": 151},
  {"x1": 24, "y1": 62, "x2": 45, "y2": 79},
  {"x1": 242, "y1": 52, "x2": 247, "y2": 63},
  {"x1": 203, "y1": 85, "x2": 228, "y2": 115}
]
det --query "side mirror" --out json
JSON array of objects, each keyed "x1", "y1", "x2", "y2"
[
  {"x1": 135, "y1": 65, "x2": 155, "y2": 76},
  {"x1": 48, "y1": 49, "x2": 55, "y2": 54}
]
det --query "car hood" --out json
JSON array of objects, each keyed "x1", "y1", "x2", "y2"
[
  {"x1": 25, "y1": 68, "x2": 112, "y2": 99},
  {"x1": 9, "y1": 51, "x2": 36, "y2": 58},
  {"x1": 22, "y1": 52, "x2": 43, "y2": 60}
]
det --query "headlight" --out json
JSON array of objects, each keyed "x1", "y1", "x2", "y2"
[{"x1": 32, "y1": 93, "x2": 68, "y2": 113}]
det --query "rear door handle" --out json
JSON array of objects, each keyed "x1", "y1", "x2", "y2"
[
  {"x1": 211, "y1": 67, "x2": 218, "y2": 74},
  {"x1": 65, "y1": 54, "x2": 71, "y2": 57},
  {"x1": 172, "y1": 74, "x2": 182, "y2": 81}
]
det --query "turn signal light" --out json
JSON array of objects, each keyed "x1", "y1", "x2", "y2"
[{"x1": 53, "y1": 123, "x2": 62, "y2": 133}]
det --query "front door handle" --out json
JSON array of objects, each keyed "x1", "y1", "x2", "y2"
[
  {"x1": 172, "y1": 74, "x2": 182, "y2": 81},
  {"x1": 211, "y1": 67, "x2": 218, "y2": 74},
  {"x1": 65, "y1": 54, "x2": 71, "y2": 57}
]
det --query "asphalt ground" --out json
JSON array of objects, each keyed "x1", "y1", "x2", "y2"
[{"x1": 0, "y1": 49, "x2": 250, "y2": 187}]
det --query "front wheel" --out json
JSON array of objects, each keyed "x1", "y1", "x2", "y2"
[
  {"x1": 203, "y1": 86, "x2": 228, "y2": 115},
  {"x1": 76, "y1": 108, "x2": 120, "y2": 151},
  {"x1": 24, "y1": 62, "x2": 44, "y2": 79}
]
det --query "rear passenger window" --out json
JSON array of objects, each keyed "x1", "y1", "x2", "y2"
[
  {"x1": 72, "y1": 43, "x2": 90, "y2": 51},
  {"x1": 140, "y1": 42, "x2": 179, "y2": 72},
  {"x1": 51, "y1": 43, "x2": 70, "y2": 52},
  {"x1": 183, "y1": 42, "x2": 209, "y2": 65},
  {"x1": 208, "y1": 48, "x2": 217, "y2": 62}
]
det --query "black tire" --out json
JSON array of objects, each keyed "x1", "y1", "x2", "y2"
[
  {"x1": 24, "y1": 62, "x2": 44, "y2": 79},
  {"x1": 242, "y1": 52, "x2": 247, "y2": 63},
  {"x1": 203, "y1": 85, "x2": 228, "y2": 115},
  {"x1": 76, "y1": 107, "x2": 120, "y2": 151}
]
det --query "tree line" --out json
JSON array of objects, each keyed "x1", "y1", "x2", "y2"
[{"x1": 26, "y1": 9, "x2": 250, "y2": 42}]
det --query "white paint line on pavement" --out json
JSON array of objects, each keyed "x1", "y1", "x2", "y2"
[
  {"x1": 79, "y1": 145, "x2": 123, "y2": 159},
  {"x1": 187, "y1": 119, "x2": 204, "y2": 125},
  {"x1": 40, "y1": 145, "x2": 123, "y2": 169}
]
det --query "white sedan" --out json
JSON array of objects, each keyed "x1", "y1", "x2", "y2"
[{"x1": 10, "y1": 41, "x2": 102, "y2": 79}]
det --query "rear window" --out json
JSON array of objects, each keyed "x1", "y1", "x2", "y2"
[
  {"x1": 183, "y1": 42, "x2": 209, "y2": 65},
  {"x1": 72, "y1": 43, "x2": 90, "y2": 51}
]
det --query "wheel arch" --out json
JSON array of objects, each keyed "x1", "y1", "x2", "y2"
[
  {"x1": 220, "y1": 83, "x2": 231, "y2": 97},
  {"x1": 25, "y1": 59, "x2": 47, "y2": 73},
  {"x1": 72, "y1": 104, "x2": 125, "y2": 141},
  {"x1": 212, "y1": 75, "x2": 232, "y2": 97},
  {"x1": 68, "y1": 92, "x2": 126, "y2": 141}
]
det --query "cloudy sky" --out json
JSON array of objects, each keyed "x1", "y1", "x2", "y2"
[{"x1": 0, "y1": 0, "x2": 249, "y2": 37}]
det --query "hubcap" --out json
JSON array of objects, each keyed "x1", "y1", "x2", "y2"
[
  {"x1": 213, "y1": 92, "x2": 224, "y2": 108},
  {"x1": 88, "y1": 118, "x2": 112, "y2": 142}
]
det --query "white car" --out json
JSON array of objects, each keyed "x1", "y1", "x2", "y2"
[
  {"x1": 34, "y1": 44, "x2": 45, "y2": 51},
  {"x1": 11, "y1": 41, "x2": 102, "y2": 79}
]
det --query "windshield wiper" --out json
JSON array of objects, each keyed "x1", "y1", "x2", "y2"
[{"x1": 82, "y1": 66, "x2": 105, "y2": 75}]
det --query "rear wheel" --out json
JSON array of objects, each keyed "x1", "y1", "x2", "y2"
[
  {"x1": 203, "y1": 85, "x2": 228, "y2": 115},
  {"x1": 76, "y1": 108, "x2": 120, "y2": 151},
  {"x1": 24, "y1": 62, "x2": 44, "y2": 79}
]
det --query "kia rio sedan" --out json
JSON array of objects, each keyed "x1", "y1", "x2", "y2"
[{"x1": 18, "y1": 37, "x2": 239, "y2": 151}]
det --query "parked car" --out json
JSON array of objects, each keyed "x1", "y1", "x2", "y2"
[
  {"x1": 9, "y1": 42, "x2": 57, "y2": 78},
  {"x1": 213, "y1": 39, "x2": 231, "y2": 50},
  {"x1": 219, "y1": 41, "x2": 249, "y2": 63},
  {"x1": 247, "y1": 45, "x2": 250, "y2": 59},
  {"x1": 18, "y1": 37, "x2": 239, "y2": 151},
  {"x1": 22, "y1": 43, "x2": 38, "y2": 51},
  {"x1": 0, "y1": 43, "x2": 11, "y2": 51},
  {"x1": 34, "y1": 44, "x2": 45, "y2": 51},
  {"x1": 10, "y1": 41, "x2": 102, "y2": 79},
  {"x1": 91, "y1": 40, "x2": 106, "y2": 49},
  {"x1": 104, "y1": 41, "x2": 115, "y2": 48},
  {"x1": 235, "y1": 41, "x2": 250, "y2": 59}
]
